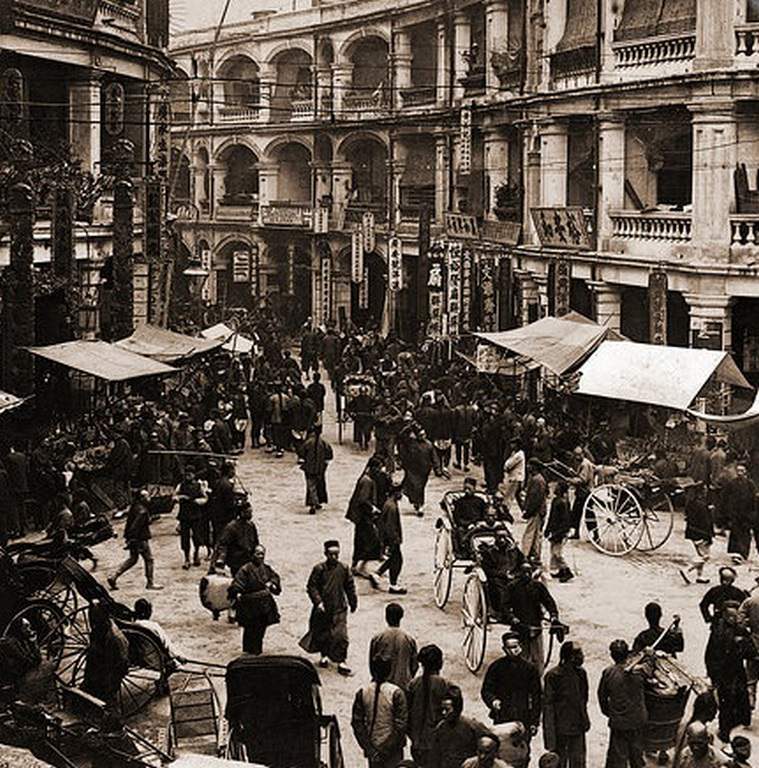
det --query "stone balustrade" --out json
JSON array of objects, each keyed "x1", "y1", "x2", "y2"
[
  {"x1": 342, "y1": 92, "x2": 389, "y2": 115},
  {"x1": 290, "y1": 98, "x2": 314, "y2": 122},
  {"x1": 613, "y1": 33, "x2": 695, "y2": 69},
  {"x1": 217, "y1": 104, "x2": 261, "y2": 124},
  {"x1": 399, "y1": 86, "x2": 436, "y2": 107},
  {"x1": 610, "y1": 210, "x2": 692, "y2": 242},
  {"x1": 736, "y1": 24, "x2": 759, "y2": 66}
]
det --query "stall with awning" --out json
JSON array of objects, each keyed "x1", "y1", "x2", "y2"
[
  {"x1": 473, "y1": 312, "x2": 617, "y2": 376},
  {"x1": 201, "y1": 323, "x2": 256, "y2": 355},
  {"x1": 575, "y1": 340, "x2": 752, "y2": 410},
  {"x1": 0, "y1": 390, "x2": 25, "y2": 414},
  {"x1": 114, "y1": 325, "x2": 223, "y2": 363},
  {"x1": 26, "y1": 340, "x2": 176, "y2": 381}
]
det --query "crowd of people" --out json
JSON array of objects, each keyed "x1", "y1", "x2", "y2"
[{"x1": 3, "y1": 313, "x2": 759, "y2": 768}]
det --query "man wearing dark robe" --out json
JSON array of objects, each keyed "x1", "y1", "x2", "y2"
[
  {"x1": 209, "y1": 501, "x2": 259, "y2": 576},
  {"x1": 725, "y1": 464, "x2": 758, "y2": 563},
  {"x1": 299, "y1": 427, "x2": 333, "y2": 515},
  {"x1": 699, "y1": 566, "x2": 748, "y2": 624},
  {"x1": 300, "y1": 540, "x2": 357, "y2": 676},
  {"x1": 82, "y1": 602, "x2": 130, "y2": 705},
  {"x1": 399, "y1": 425, "x2": 441, "y2": 516},
  {"x1": 346, "y1": 457, "x2": 383, "y2": 584}
]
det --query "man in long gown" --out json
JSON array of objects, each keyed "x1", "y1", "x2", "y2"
[{"x1": 399, "y1": 425, "x2": 441, "y2": 517}]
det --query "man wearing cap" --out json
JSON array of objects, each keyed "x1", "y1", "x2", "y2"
[
  {"x1": 452, "y1": 478, "x2": 488, "y2": 548},
  {"x1": 699, "y1": 567, "x2": 748, "y2": 624},
  {"x1": 522, "y1": 459, "x2": 548, "y2": 563},
  {"x1": 377, "y1": 482, "x2": 406, "y2": 594},
  {"x1": 597, "y1": 639, "x2": 647, "y2": 768},
  {"x1": 301, "y1": 540, "x2": 357, "y2": 676}
]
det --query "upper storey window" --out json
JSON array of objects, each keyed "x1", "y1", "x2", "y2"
[{"x1": 615, "y1": 0, "x2": 696, "y2": 41}]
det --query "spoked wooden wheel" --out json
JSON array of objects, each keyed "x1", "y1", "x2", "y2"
[
  {"x1": 583, "y1": 484, "x2": 644, "y2": 556},
  {"x1": 17, "y1": 564, "x2": 78, "y2": 614},
  {"x1": 116, "y1": 628, "x2": 168, "y2": 718},
  {"x1": 56, "y1": 605, "x2": 92, "y2": 686},
  {"x1": 461, "y1": 573, "x2": 488, "y2": 673},
  {"x1": 2, "y1": 601, "x2": 66, "y2": 667},
  {"x1": 433, "y1": 526, "x2": 454, "y2": 609},
  {"x1": 636, "y1": 493, "x2": 674, "y2": 552}
]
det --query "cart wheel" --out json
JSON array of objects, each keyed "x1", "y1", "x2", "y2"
[
  {"x1": 117, "y1": 628, "x2": 169, "y2": 718},
  {"x1": 461, "y1": 573, "x2": 488, "y2": 673},
  {"x1": 17, "y1": 564, "x2": 78, "y2": 614},
  {"x1": 583, "y1": 484, "x2": 644, "y2": 556},
  {"x1": 433, "y1": 526, "x2": 454, "y2": 609},
  {"x1": 2, "y1": 601, "x2": 66, "y2": 667},
  {"x1": 637, "y1": 493, "x2": 674, "y2": 552},
  {"x1": 56, "y1": 605, "x2": 92, "y2": 686}
]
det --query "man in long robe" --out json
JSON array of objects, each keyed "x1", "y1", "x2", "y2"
[
  {"x1": 725, "y1": 464, "x2": 758, "y2": 563},
  {"x1": 300, "y1": 540, "x2": 357, "y2": 676},
  {"x1": 299, "y1": 427, "x2": 333, "y2": 514},
  {"x1": 399, "y1": 425, "x2": 441, "y2": 516},
  {"x1": 346, "y1": 457, "x2": 383, "y2": 584}
]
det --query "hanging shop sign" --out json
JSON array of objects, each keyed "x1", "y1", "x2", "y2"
[
  {"x1": 479, "y1": 255, "x2": 497, "y2": 332},
  {"x1": 447, "y1": 241, "x2": 462, "y2": 336},
  {"x1": 313, "y1": 206, "x2": 329, "y2": 234},
  {"x1": 388, "y1": 235, "x2": 403, "y2": 292},
  {"x1": 554, "y1": 258, "x2": 571, "y2": 317},
  {"x1": 104, "y1": 82, "x2": 125, "y2": 137},
  {"x1": 200, "y1": 245, "x2": 212, "y2": 302},
  {"x1": 481, "y1": 219, "x2": 522, "y2": 246},
  {"x1": 320, "y1": 250, "x2": 332, "y2": 324},
  {"x1": 428, "y1": 247, "x2": 445, "y2": 337},
  {"x1": 351, "y1": 225, "x2": 364, "y2": 283},
  {"x1": 359, "y1": 266, "x2": 369, "y2": 310},
  {"x1": 251, "y1": 243, "x2": 260, "y2": 299},
  {"x1": 648, "y1": 268, "x2": 667, "y2": 345},
  {"x1": 287, "y1": 245, "x2": 295, "y2": 295},
  {"x1": 530, "y1": 206, "x2": 590, "y2": 249},
  {"x1": 233, "y1": 251, "x2": 251, "y2": 283},
  {"x1": 461, "y1": 246, "x2": 473, "y2": 332},
  {"x1": 459, "y1": 105, "x2": 472, "y2": 175},
  {"x1": 444, "y1": 212, "x2": 479, "y2": 240},
  {"x1": 143, "y1": 178, "x2": 164, "y2": 264},
  {"x1": 153, "y1": 89, "x2": 170, "y2": 180},
  {"x1": 260, "y1": 205, "x2": 312, "y2": 228},
  {"x1": 362, "y1": 210, "x2": 376, "y2": 254}
]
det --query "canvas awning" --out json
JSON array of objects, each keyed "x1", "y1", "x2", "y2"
[
  {"x1": 201, "y1": 323, "x2": 256, "y2": 355},
  {"x1": 615, "y1": 0, "x2": 695, "y2": 42},
  {"x1": 686, "y1": 391, "x2": 759, "y2": 428},
  {"x1": 575, "y1": 340, "x2": 752, "y2": 410},
  {"x1": 114, "y1": 325, "x2": 223, "y2": 363},
  {"x1": 473, "y1": 312, "x2": 615, "y2": 376},
  {"x1": 26, "y1": 340, "x2": 176, "y2": 382},
  {"x1": 0, "y1": 390, "x2": 24, "y2": 414},
  {"x1": 555, "y1": 0, "x2": 597, "y2": 52}
]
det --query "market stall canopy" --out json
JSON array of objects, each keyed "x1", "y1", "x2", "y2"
[
  {"x1": 473, "y1": 312, "x2": 615, "y2": 376},
  {"x1": 0, "y1": 390, "x2": 24, "y2": 414},
  {"x1": 201, "y1": 323, "x2": 256, "y2": 355},
  {"x1": 686, "y1": 390, "x2": 759, "y2": 427},
  {"x1": 575, "y1": 340, "x2": 752, "y2": 410},
  {"x1": 26, "y1": 340, "x2": 176, "y2": 381},
  {"x1": 114, "y1": 325, "x2": 223, "y2": 363}
]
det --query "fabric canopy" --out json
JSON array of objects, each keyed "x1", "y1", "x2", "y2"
[
  {"x1": 555, "y1": 0, "x2": 597, "y2": 52},
  {"x1": 616, "y1": 0, "x2": 695, "y2": 41},
  {"x1": 687, "y1": 391, "x2": 759, "y2": 428},
  {"x1": 26, "y1": 340, "x2": 176, "y2": 382},
  {"x1": 201, "y1": 323, "x2": 256, "y2": 355},
  {"x1": 0, "y1": 390, "x2": 24, "y2": 414},
  {"x1": 114, "y1": 325, "x2": 223, "y2": 363},
  {"x1": 575, "y1": 340, "x2": 752, "y2": 410},
  {"x1": 473, "y1": 312, "x2": 614, "y2": 376}
]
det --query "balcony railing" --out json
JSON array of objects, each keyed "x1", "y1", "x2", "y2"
[
  {"x1": 290, "y1": 98, "x2": 314, "y2": 122},
  {"x1": 459, "y1": 66, "x2": 486, "y2": 95},
  {"x1": 613, "y1": 33, "x2": 695, "y2": 69},
  {"x1": 399, "y1": 86, "x2": 436, "y2": 107},
  {"x1": 736, "y1": 24, "x2": 759, "y2": 67},
  {"x1": 217, "y1": 201, "x2": 259, "y2": 221},
  {"x1": 217, "y1": 104, "x2": 261, "y2": 124},
  {"x1": 610, "y1": 210, "x2": 692, "y2": 242},
  {"x1": 730, "y1": 214, "x2": 759, "y2": 262},
  {"x1": 343, "y1": 91, "x2": 389, "y2": 115},
  {"x1": 550, "y1": 46, "x2": 597, "y2": 90}
]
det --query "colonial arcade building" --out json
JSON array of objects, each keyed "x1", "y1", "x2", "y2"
[{"x1": 171, "y1": 0, "x2": 759, "y2": 374}]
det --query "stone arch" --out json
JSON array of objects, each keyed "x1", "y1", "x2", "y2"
[
  {"x1": 213, "y1": 136, "x2": 262, "y2": 164},
  {"x1": 215, "y1": 47, "x2": 260, "y2": 74},
  {"x1": 264, "y1": 39, "x2": 313, "y2": 66},
  {"x1": 336, "y1": 130, "x2": 388, "y2": 161},
  {"x1": 262, "y1": 133, "x2": 313, "y2": 162},
  {"x1": 337, "y1": 28, "x2": 390, "y2": 62}
]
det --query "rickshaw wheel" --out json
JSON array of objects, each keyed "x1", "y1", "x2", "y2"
[
  {"x1": 3, "y1": 600, "x2": 66, "y2": 667},
  {"x1": 56, "y1": 605, "x2": 92, "y2": 686},
  {"x1": 17, "y1": 564, "x2": 78, "y2": 614},
  {"x1": 583, "y1": 484, "x2": 644, "y2": 556},
  {"x1": 433, "y1": 527, "x2": 454, "y2": 609},
  {"x1": 116, "y1": 628, "x2": 169, "y2": 718},
  {"x1": 461, "y1": 573, "x2": 488, "y2": 674},
  {"x1": 636, "y1": 493, "x2": 674, "y2": 552}
]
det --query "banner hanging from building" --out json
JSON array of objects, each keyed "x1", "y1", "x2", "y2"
[
  {"x1": 428, "y1": 244, "x2": 445, "y2": 337},
  {"x1": 359, "y1": 266, "x2": 369, "y2": 310},
  {"x1": 351, "y1": 225, "x2": 363, "y2": 283},
  {"x1": 459, "y1": 106, "x2": 472, "y2": 174},
  {"x1": 320, "y1": 250, "x2": 331, "y2": 324},
  {"x1": 362, "y1": 211, "x2": 376, "y2": 254},
  {"x1": 530, "y1": 206, "x2": 590, "y2": 250},
  {"x1": 461, "y1": 246, "x2": 473, "y2": 332},
  {"x1": 444, "y1": 212, "x2": 479, "y2": 240},
  {"x1": 479, "y1": 255, "x2": 497, "y2": 332},
  {"x1": 200, "y1": 244, "x2": 212, "y2": 303},
  {"x1": 648, "y1": 268, "x2": 667, "y2": 345},
  {"x1": 388, "y1": 235, "x2": 403, "y2": 292},
  {"x1": 446, "y1": 241, "x2": 462, "y2": 336},
  {"x1": 313, "y1": 206, "x2": 329, "y2": 234},
  {"x1": 554, "y1": 257, "x2": 571, "y2": 317},
  {"x1": 287, "y1": 245, "x2": 295, "y2": 295},
  {"x1": 251, "y1": 243, "x2": 260, "y2": 299},
  {"x1": 233, "y1": 251, "x2": 250, "y2": 283}
]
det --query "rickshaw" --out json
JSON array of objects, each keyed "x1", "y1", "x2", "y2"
[
  {"x1": 224, "y1": 655, "x2": 344, "y2": 768},
  {"x1": 336, "y1": 373, "x2": 376, "y2": 445}
]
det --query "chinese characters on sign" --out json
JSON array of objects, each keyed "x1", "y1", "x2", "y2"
[
  {"x1": 351, "y1": 225, "x2": 363, "y2": 283},
  {"x1": 554, "y1": 258, "x2": 571, "y2": 317},
  {"x1": 444, "y1": 212, "x2": 479, "y2": 240},
  {"x1": 428, "y1": 250, "x2": 445, "y2": 337},
  {"x1": 362, "y1": 211, "x2": 376, "y2": 254},
  {"x1": 286, "y1": 244, "x2": 295, "y2": 295},
  {"x1": 320, "y1": 252, "x2": 331, "y2": 324},
  {"x1": 251, "y1": 243, "x2": 260, "y2": 299},
  {"x1": 479, "y1": 256, "x2": 497, "y2": 332},
  {"x1": 648, "y1": 269, "x2": 667, "y2": 345},
  {"x1": 260, "y1": 205, "x2": 312, "y2": 228},
  {"x1": 461, "y1": 247, "x2": 472, "y2": 332},
  {"x1": 481, "y1": 219, "x2": 522, "y2": 246},
  {"x1": 388, "y1": 236, "x2": 403, "y2": 292},
  {"x1": 232, "y1": 251, "x2": 250, "y2": 283},
  {"x1": 200, "y1": 245, "x2": 212, "y2": 302},
  {"x1": 313, "y1": 206, "x2": 329, "y2": 234},
  {"x1": 359, "y1": 267, "x2": 369, "y2": 310},
  {"x1": 447, "y1": 241, "x2": 462, "y2": 336},
  {"x1": 530, "y1": 207, "x2": 590, "y2": 249},
  {"x1": 459, "y1": 106, "x2": 472, "y2": 174}
]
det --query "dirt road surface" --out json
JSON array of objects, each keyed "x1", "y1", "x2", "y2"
[{"x1": 93, "y1": 387, "x2": 759, "y2": 767}]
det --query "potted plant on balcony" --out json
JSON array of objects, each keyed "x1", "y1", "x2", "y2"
[{"x1": 493, "y1": 181, "x2": 523, "y2": 222}]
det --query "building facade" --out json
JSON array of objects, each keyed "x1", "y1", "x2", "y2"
[{"x1": 171, "y1": 0, "x2": 759, "y2": 377}]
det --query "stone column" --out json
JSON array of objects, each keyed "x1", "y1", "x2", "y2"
[
  {"x1": 485, "y1": 0, "x2": 509, "y2": 95},
  {"x1": 313, "y1": 163, "x2": 332, "y2": 206},
  {"x1": 539, "y1": 120, "x2": 568, "y2": 207},
  {"x1": 434, "y1": 133, "x2": 449, "y2": 222},
  {"x1": 257, "y1": 162, "x2": 279, "y2": 211},
  {"x1": 695, "y1": 0, "x2": 733, "y2": 71},
  {"x1": 69, "y1": 75, "x2": 102, "y2": 173},
  {"x1": 315, "y1": 65, "x2": 333, "y2": 118},
  {"x1": 597, "y1": 113, "x2": 625, "y2": 248},
  {"x1": 259, "y1": 64, "x2": 276, "y2": 123},
  {"x1": 331, "y1": 63, "x2": 354, "y2": 116},
  {"x1": 684, "y1": 293, "x2": 733, "y2": 351},
  {"x1": 518, "y1": 272, "x2": 539, "y2": 325},
  {"x1": 523, "y1": 128, "x2": 541, "y2": 244},
  {"x1": 484, "y1": 131, "x2": 510, "y2": 218},
  {"x1": 533, "y1": 272, "x2": 549, "y2": 318},
  {"x1": 690, "y1": 103, "x2": 736, "y2": 263},
  {"x1": 394, "y1": 29, "x2": 412, "y2": 110},
  {"x1": 436, "y1": 18, "x2": 449, "y2": 106},
  {"x1": 212, "y1": 164, "x2": 226, "y2": 210},
  {"x1": 331, "y1": 161, "x2": 353, "y2": 227},
  {"x1": 193, "y1": 167, "x2": 207, "y2": 210},
  {"x1": 589, "y1": 281, "x2": 622, "y2": 333},
  {"x1": 453, "y1": 12, "x2": 471, "y2": 101}
]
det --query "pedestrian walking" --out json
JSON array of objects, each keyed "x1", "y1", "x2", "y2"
[
  {"x1": 407, "y1": 644, "x2": 449, "y2": 768},
  {"x1": 230, "y1": 544, "x2": 281, "y2": 654},
  {"x1": 740, "y1": 581, "x2": 759, "y2": 709},
  {"x1": 369, "y1": 603, "x2": 418, "y2": 691},
  {"x1": 300, "y1": 540, "x2": 357, "y2": 677},
  {"x1": 298, "y1": 426, "x2": 333, "y2": 514},
  {"x1": 569, "y1": 447, "x2": 594, "y2": 538},
  {"x1": 6, "y1": 443, "x2": 29, "y2": 538},
  {"x1": 398, "y1": 425, "x2": 441, "y2": 517},
  {"x1": 725, "y1": 463, "x2": 757, "y2": 564},
  {"x1": 544, "y1": 481, "x2": 574, "y2": 582},
  {"x1": 173, "y1": 466, "x2": 208, "y2": 569},
  {"x1": 680, "y1": 483, "x2": 714, "y2": 585},
  {"x1": 351, "y1": 655, "x2": 408, "y2": 768},
  {"x1": 452, "y1": 400, "x2": 477, "y2": 473},
  {"x1": 428, "y1": 685, "x2": 492, "y2": 768},
  {"x1": 347, "y1": 457, "x2": 383, "y2": 585},
  {"x1": 208, "y1": 462, "x2": 237, "y2": 547},
  {"x1": 208, "y1": 500, "x2": 259, "y2": 577},
  {"x1": 543, "y1": 642, "x2": 590, "y2": 768},
  {"x1": 502, "y1": 439, "x2": 526, "y2": 520},
  {"x1": 376, "y1": 482, "x2": 406, "y2": 594},
  {"x1": 522, "y1": 459, "x2": 548, "y2": 563},
  {"x1": 108, "y1": 489, "x2": 163, "y2": 591},
  {"x1": 597, "y1": 639, "x2": 647, "y2": 768}
]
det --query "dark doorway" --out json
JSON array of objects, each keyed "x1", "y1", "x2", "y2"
[
  {"x1": 350, "y1": 252, "x2": 386, "y2": 330},
  {"x1": 621, "y1": 285, "x2": 648, "y2": 342}
]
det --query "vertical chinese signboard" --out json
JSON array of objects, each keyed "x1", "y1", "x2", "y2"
[
  {"x1": 447, "y1": 241, "x2": 462, "y2": 335},
  {"x1": 320, "y1": 247, "x2": 331, "y2": 324},
  {"x1": 251, "y1": 243, "x2": 260, "y2": 300},
  {"x1": 232, "y1": 251, "x2": 250, "y2": 283},
  {"x1": 428, "y1": 246, "x2": 445, "y2": 337},
  {"x1": 388, "y1": 235, "x2": 403, "y2": 292},
  {"x1": 479, "y1": 255, "x2": 497, "y2": 331},
  {"x1": 459, "y1": 106, "x2": 472, "y2": 175},
  {"x1": 351, "y1": 225, "x2": 363, "y2": 283},
  {"x1": 362, "y1": 211, "x2": 375, "y2": 254},
  {"x1": 286, "y1": 244, "x2": 295, "y2": 295},
  {"x1": 359, "y1": 266, "x2": 369, "y2": 310},
  {"x1": 554, "y1": 257, "x2": 571, "y2": 317},
  {"x1": 200, "y1": 243, "x2": 212, "y2": 303},
  {"x1": 461, "y1": 246, "x2": 473, "y2": 332},
  {"x1": 648, "y1": 268, "x2": 667, "y2": 345}
]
